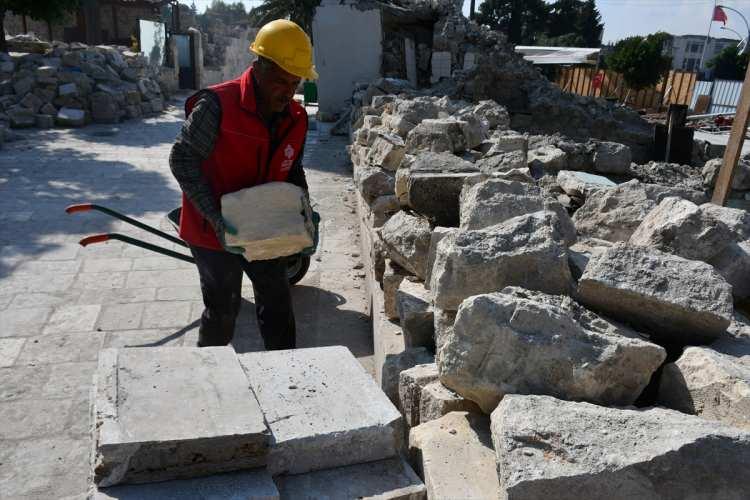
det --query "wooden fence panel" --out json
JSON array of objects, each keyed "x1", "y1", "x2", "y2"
[{"x1": 555, "y1": 67, "x2": 697, "y2": 111}]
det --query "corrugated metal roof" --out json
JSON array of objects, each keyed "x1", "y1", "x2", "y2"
[{"x1": 515, "y1": 46, "x2": 600, "y2": 66}]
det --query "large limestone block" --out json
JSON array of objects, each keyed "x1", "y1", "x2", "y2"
[
  {"x1": 379, "y1": 211, "x2": 432, "y2": 280},
  {"x1": 527, "y1": 145, "x2": 567, "y2": 177},
  {"x1": 276, "y1": 457, "x2": 426, "y2": 500},
  {"x1": 476, "y1": 150, "x2": 528, "y2": 175},
  {"x1": 578, "y1": 244, "x2": 734, "y2": 345},
  {"x1": 95, "y1": 469, "x2": 279, "y2": 500},
  {"x1": 468, "y1": 100, "x2": 510, "y2": 129},
  {"x1": 491, "y1": 394, "x2": 750, "y2": 500},
  {"x1": 459, "y1": 178, "x2": 545, "y2": 230},
  {"x1": 431, "y1": 211, "x2": 575, "y2": 311},
  {"x1": 592, "y1": 141, "x2": 632, "y2": 174},
  {"x1": 93, "y1": 347, "x2": 269, "y2": 487},
  {"x1": 396, "y1": 280, "x2": 434, "y2": 349},
  {"x1": 399, "y1": 363, "x2": 439, "y2": 428},
  {"x1": 239, "y1": 346, "x2": 402, "y2": 476},
  {"x1": 223, "y1": 183, "x2": 313, "y2": 262},
  {"x1": 405, "y1": 119, "x2": 467, "y2": 154},
  {"x1": 630, "y1": 197, "x2": 750, "y2": 300},
  {"x1": 439, "y1": 287, "x2": 665, "y2": 413},
  {"x1": 424, "y1": 227, "x2": 456, "y2": 290},
  {"x1": 419, "y1": 381, "x2": 481, "y2": 424},
  {"x1": 355, "y1": 164, "x2": 396, "y2": 202},
  {"x1": 382, "y1": 347, "x2": 435, "y2": 406},
  {"x1": 658, "y1": 320, "x2": 750, "y2": 430},
  {"x1": 396, "y1": 152, "x2": 479, "y2": 226},
  {"x1": 368, "y1": 132, "x2": 406, "y2": 171},
  {"x1": 573, "y1": 180, "x2": 656, "y2": 242},
  {"x1": 409, "y1": 412, "x2": 501, "y2": 500},
  {"x1": 556, "y1": 170, "x2": 616, "y2": 198}
]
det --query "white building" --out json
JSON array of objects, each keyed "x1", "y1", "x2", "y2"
[{"x1": 664, "y1": 34, "x2": 740, "y2": 72}]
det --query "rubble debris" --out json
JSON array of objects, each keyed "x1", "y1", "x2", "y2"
[
  {"x1": 630, "y1": 161, "x2": 705, "y2": 193},
  {"x1": 556, "y1": 170, "x2": 616, "y2": 199},
  {"x1": 592, "y1": 141, "x2": 632, "y2": 174},
  {"x1": 438, "y1": 287, "x2": 665, "y2": 413},
  {"x1": 409, "y1": 412, "x2": 500, "y2": 500},
  {"x1": 430, "y1": 211, "x2": 574, "y2": 311},
  {"x1": 578, "y1": 244, "x2": 734, "y2": 345},
  {"x1": 703, "y1": 156, "x2": 750, "y2": 191},
  {"x1": 491, "y1": 394, "x2": 750, "y2": 499}
]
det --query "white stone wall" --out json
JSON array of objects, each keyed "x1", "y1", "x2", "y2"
[
  {"x1": 202, "y1": 27, "x2": 257, "y2": 87},
  {"x1": 312, "y1": 0, "x2": 383, "y2": 115}
]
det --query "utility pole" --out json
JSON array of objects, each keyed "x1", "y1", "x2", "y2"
[{"x1": 712, "y1": 62, "x2": 750, "y2": 205}]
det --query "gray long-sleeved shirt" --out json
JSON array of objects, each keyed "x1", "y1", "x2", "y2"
[{"x1": 169, "y1": 89, "x2": 308, "y2": 237}]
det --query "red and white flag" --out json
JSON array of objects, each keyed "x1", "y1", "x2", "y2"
[{"x1": 713, "y1": 6, "x2": 728, "y2": 25}]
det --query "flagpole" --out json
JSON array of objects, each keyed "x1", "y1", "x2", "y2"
[{"x1": 699, "y1": 0, "x2": 717, "y2": 72}]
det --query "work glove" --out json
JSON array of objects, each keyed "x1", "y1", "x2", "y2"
[{"x1": 215, "y1": 218, "x2": 246, "y2": 255}]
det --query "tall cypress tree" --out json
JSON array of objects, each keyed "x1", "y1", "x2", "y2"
[
  {"x1": 475, "y1": 0, "x2": 550, "y2": 45},
  {"x1": 577, "y1": 0, "x2": 604, "y2": 47}
]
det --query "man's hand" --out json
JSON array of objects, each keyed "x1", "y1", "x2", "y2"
[{"x1": 215, "y1": 218, "x2": 245, "y2": 255}]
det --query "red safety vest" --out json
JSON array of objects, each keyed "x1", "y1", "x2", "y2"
[{"x1": 179, "y1": 67, "x2": 308, "y2": 250}]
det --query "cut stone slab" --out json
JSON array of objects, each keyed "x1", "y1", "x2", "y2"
[
  {"x1": 275, "y1": 457, "x2": 426, "y2": 500},
  {"x1": 658, "y1": 329, "x2": 750, "y2": 430},
  {"x1": 382, "y1": 347, "x2": 435, "y2": 407},
  {"x1": 399, "y1": 363, "x2": 439, "y2": 428},
  {"x1": 419, "y1": 381, "x2": 481, "y2": 424},
  {"x1": 409, "y1": 412, "x2": 500, "y2": 500},
  {"x1": 355, "y1": 164, "x2": 396, "y2": 203},
  {"x1": 223, "y1": 182, "x2": 313, "y2": 262},
  {"x1": 379, "y1": 211, "x2": 432, "y2": 280},
  {"x1": 557, "y1": 170, "x2": 616, "y2": 198},
  {"x1": 396, "y1": 280, "x2": 434, "y2": 349},
  {"x1": 93, "y1": 347, "x2": 269, "y2": 487},
  {"x1": 405, "y1": 118, "x2": 467, "y2": 154},
  {"x1": 238, "y1": 346, "x2": 402, "y2": 476},
  {"x1": 491, "y1": 394, "x2": 750, "y2": 500},
  {"x1": 431, "y1": 211, "x2": 575, "y2": 311},
  {"x1": 567, "y1": 238, "x2": 613, "y2": 281},
  {"x1": 528, "y1": 145, "x2": 567, "y2": 177},
  {"x1": 95, "y1": 470, "x2": 279, "y2": 500},
  {"x1": 459, "y1": 178, "x2": 545, "y2": 230},
  {"x1": 368, "y1": 132, "x2": 406, "y2": 171},
  {"x1": 578, "y1": 244, "x2": 734, "y2": 345},
  {"x1": 438, "y1": 287, "x2": 665, "y2": 413}
]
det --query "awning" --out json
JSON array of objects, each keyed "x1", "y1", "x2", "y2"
[{"x1": 515, "y1": 46, "x2": 600, "y2": 66}]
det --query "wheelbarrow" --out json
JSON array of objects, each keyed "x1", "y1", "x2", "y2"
[{"x1": 65, "y1": 203, "x2": 320, "y2": 285}]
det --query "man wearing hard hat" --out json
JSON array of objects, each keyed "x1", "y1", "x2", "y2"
[{"x1": 169, "y1": 20, "x2": 317, "y2": 350}]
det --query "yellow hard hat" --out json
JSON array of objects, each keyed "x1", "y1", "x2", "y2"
[{"x1": 250, "y1": 20, "x2": 318, "y2": 80}]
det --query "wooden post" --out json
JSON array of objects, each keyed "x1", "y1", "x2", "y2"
[{"x1": 712, "y1": 63, "x2": 750, "y2": 205}]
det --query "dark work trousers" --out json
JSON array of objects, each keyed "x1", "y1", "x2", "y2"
[{"x1": 189, "y1": 245, "x2": 296, "y2": 350}]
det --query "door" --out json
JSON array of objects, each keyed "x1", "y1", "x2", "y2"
[{"x1": 174, "y1": 34, "x2": 196, "y2": 90}]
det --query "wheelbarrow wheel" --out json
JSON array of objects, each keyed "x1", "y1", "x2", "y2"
[{"x1": 286, "y1": 254, "x2": 311, "y2": 285}]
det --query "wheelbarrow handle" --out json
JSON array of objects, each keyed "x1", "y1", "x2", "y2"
[
  {"x1": 78, "y1": 233, "x2": 195, "y2": 264},
  {"x1": 66, "y1": 203, "x2": 188, "y2": 248}
]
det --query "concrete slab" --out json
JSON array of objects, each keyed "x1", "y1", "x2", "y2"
[
  {"x1": 275, "y1": 457, "x2": 426, "y2": 500},
  {"x1": 238, "y1": 346, "x2": 402, "y2": 476},
  {"x1": 93, "y1": 347, "x2": 269, "y2": 487},
  {"x1": 95, "y1": 469, "x2": 279, "y2": 500}
]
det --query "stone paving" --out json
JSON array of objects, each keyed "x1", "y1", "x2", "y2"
[{"x1": 0, "y1": 96, "x2": 372, "y2": 499}]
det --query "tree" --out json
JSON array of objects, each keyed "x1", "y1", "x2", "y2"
[
  {"x1": 708, "y1": 44, "x2": 749, "y2": 80},
  {"x1": 577, "y1": 0, "x2": 603, "y2": 47},
  {"x1": 606, "y1": 32, "x2": 672, "y2": 96},
  {"x1": 0, "y1": 0, "x2": 78, "y2": 51},
  {"x1": 475, "y1": 0, "x2": 550, "y2": 45},
  {"x1": 249, "y1": 0, "x2": 321, "y2": 40},
  {"x1": 547, "y1": 0, "x2": 581, "y2": 39}
]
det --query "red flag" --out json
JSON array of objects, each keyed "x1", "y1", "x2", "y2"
[
  {"x1": 713, "y1": 6, "x2": 728, "y2": 25},
  {"x1": 592, "y1": 73, "x2": 603, "y2": 90}
]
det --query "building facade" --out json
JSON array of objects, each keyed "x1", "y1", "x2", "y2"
[{"x1": 664, "y1": 34, "x2": 740, "y2": 73}]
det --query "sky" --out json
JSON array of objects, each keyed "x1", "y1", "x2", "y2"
[
  {"x1": 189, "y1": 0, "x2": 750, "y2": 45},
  {"x1": 462, "y1": 0, "x2": 750, "y2": 43}
]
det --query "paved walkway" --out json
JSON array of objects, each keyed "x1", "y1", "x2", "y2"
[{"x1": 0, "y1": 97, "x2": 371, "y2": 499}]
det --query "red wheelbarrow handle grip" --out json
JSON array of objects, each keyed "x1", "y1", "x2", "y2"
[
  {"x1": 79, "y1": 234, "x2": 110, "y2": 246},
  {"x1": 66, "y1": 204, "x2": 94, "y2": 214}
]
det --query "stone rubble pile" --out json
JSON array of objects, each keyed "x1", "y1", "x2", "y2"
[
  {"x1": 0, "y1": 34, "x2": 171, "y2": 134},
  {"x1": 348, "y1": 5, "x2": 750, "y2": 494}
]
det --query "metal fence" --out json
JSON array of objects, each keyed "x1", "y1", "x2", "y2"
[{"x1": 689, "y1": 79, "x2": 743, "y2": 114}]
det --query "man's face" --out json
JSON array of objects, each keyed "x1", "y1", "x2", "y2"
[{"x1": 254, "y1": 59, "x2": 301, "y2": 113}]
